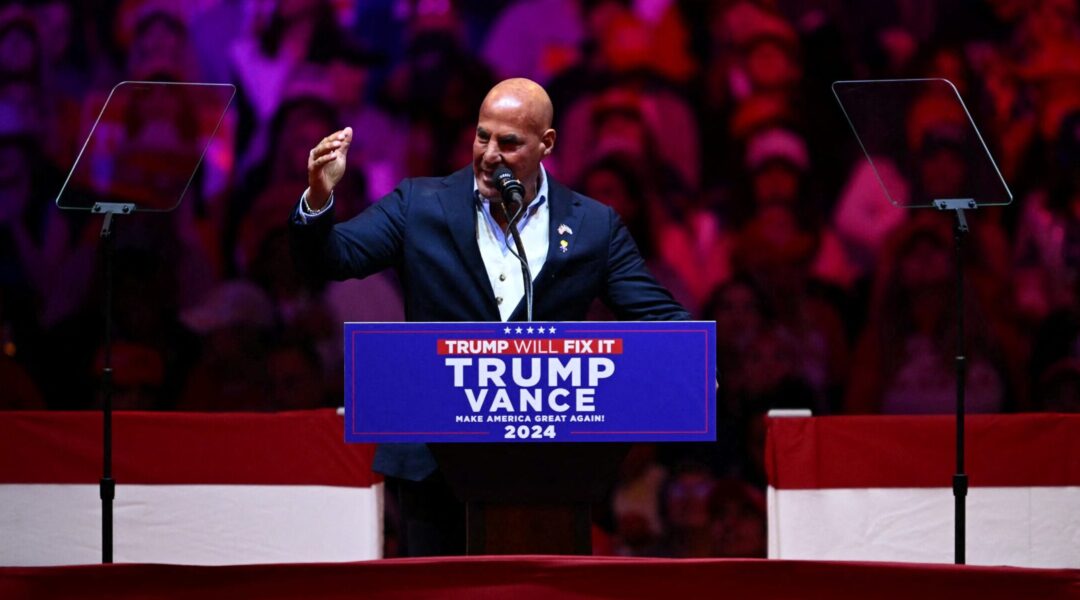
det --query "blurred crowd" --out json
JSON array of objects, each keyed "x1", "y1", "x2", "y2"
[{"x1": 2, "y1": 0, "x2": 1080, "y2": 559}]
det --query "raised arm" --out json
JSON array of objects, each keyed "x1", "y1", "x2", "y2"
[{"x1": 290, "y1": 127, "x2": 408, "y2": 282}]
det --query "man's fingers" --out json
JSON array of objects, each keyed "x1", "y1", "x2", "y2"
[
  {"x1": 318, "y1": 127, "x2": 352, "y2": 147},
  {"x1": 309, "y1": 145, "x2": 337, "y2": 167},
  {"x1": 312, "y1": 151, "x2": 338, "y2": 167},
  {"x1": 312, "y1": 139, "x2": 341, "y2": 156},
  {"x1": 308, "y1": 128, "x2": 352, "y2": 175},
  {"x1": 310, "y1": 138, "x2": 350, "y2": 161},
  {"x1": 320, "y1": 128, "x2": 348, "y2": 144}
]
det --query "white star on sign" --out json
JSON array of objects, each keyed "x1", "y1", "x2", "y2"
[
  {"x1": 548, "y1": 326, "x2": 556, "y2": 334},
  {"x1": 515, "y1": 327, "x2": 523, "y2": 334},
  {"x1": 526, "y1": 327, "x2": 534, "y2": 334},
  {"x1": 503, "y1": 327, "x2": 511, "y2": 334}
]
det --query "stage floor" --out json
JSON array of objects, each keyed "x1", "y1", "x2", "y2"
[{"x1": 2, "y1": 556, "x2": 1078, "y2": 599}]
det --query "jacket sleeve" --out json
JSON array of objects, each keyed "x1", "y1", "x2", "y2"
[
  {"x1": 600, "y1": 208, "x2": 691, "y2": 321},
  {"x1": 288, "y1": 181, "x2": 410, "y2": 281}
]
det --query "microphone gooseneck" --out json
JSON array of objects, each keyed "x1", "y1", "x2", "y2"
[{"x1": 492, "y1": 166, "x2": 533, "y2": 322}]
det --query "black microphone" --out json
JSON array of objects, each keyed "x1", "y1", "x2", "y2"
[
  {"x1": 493, "y1": 165, "x2": 526, "y2": 206},
  {"x1": 491, "y1": 165, "x2": 533, "y2": 321}
]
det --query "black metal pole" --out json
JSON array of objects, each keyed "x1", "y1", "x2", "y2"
[
  {"x1": 498, "y1": 201, "x2": 533, "y2": 321},
  {"x1": 100, "y1": 212, "x2": 116, "y2": 564},
  {"x1": 951, "y1": 208, "x2": 969, "y2": 566}
]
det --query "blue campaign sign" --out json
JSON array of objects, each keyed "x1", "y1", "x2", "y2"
[{"x1": 344, "y1": 321, "x2": 716, "y2": 443}]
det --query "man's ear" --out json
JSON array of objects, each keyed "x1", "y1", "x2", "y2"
[{"x1": 541, "y1": 128, "x2": 556, "y2": 157}]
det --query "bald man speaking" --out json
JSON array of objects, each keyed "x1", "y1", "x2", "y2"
[{"x1": 291, "y1": 78, "x2": 689, "y2": 555}]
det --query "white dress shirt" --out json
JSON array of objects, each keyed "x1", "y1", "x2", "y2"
[{"x1": 474, "y1": 164, "x2": 550, "y2": 321}]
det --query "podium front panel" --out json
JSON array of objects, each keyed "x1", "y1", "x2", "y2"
[{"x1": 344, "y1": 321, "x2": 716, "y2": 443}]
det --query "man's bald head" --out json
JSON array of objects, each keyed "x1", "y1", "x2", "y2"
[
  {"x1": 473, "y1": 78, "x2": 557, "y2": 205},
  {"x1": 479, "y1": 78, "x2": 554, "y2": 133}
]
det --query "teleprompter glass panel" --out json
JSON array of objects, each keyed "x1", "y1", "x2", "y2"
[
  {"x1": 832, "y1": 78, "x2": 1011, "y2": 208},
  {"x1": 56, "y1": 81, "x2": 235, "y2": 212}
]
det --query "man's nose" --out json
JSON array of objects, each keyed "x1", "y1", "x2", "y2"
[{"x1": 482, "y1": 142, "x2": 502, "y2": 166}]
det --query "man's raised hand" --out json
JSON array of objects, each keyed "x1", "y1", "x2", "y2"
[{"x1": 307, "y1": 127, "x2": 352, "y2": 210}]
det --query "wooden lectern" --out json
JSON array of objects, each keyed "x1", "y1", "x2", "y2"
[
  {"x1": 430, "y1": 443, "x2": 628, "y2": 554},
  {"x1": 344, "y1": 320, "x2": 717, "y2": 556}
]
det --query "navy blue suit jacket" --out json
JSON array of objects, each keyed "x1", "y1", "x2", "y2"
[{"x1": 290, "y1": 166, "x2": 689, "y2": 479}]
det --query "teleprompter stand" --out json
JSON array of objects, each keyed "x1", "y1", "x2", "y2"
[
  {"x1": 934, "y1": 197, "x2": 975, "y2": 564},
  {"x1": 92, "y1": 201, "x2": 133, "y2": 563},
  {"x1": 55, "y1": 81, "x2": 234, "y2": 563},
  {"x1": 833, "y1": 79, "x2": 1013, "y2": 564}
]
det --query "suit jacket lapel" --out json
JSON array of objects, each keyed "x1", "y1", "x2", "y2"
[
  {"x1": 436, "y1": 168, "x2": 500, "y2": 317},
  {"x1": 509, "y1": 177, "x2": 585, "y2": 321}
]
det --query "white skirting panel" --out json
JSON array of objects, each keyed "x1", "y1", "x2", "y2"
[
  {"x1": 768, "y1": 485, "x2": 1080, "y2": 568},
  {"x1": 0, "y1": 483, "x2": 383, "y2": 566}
]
